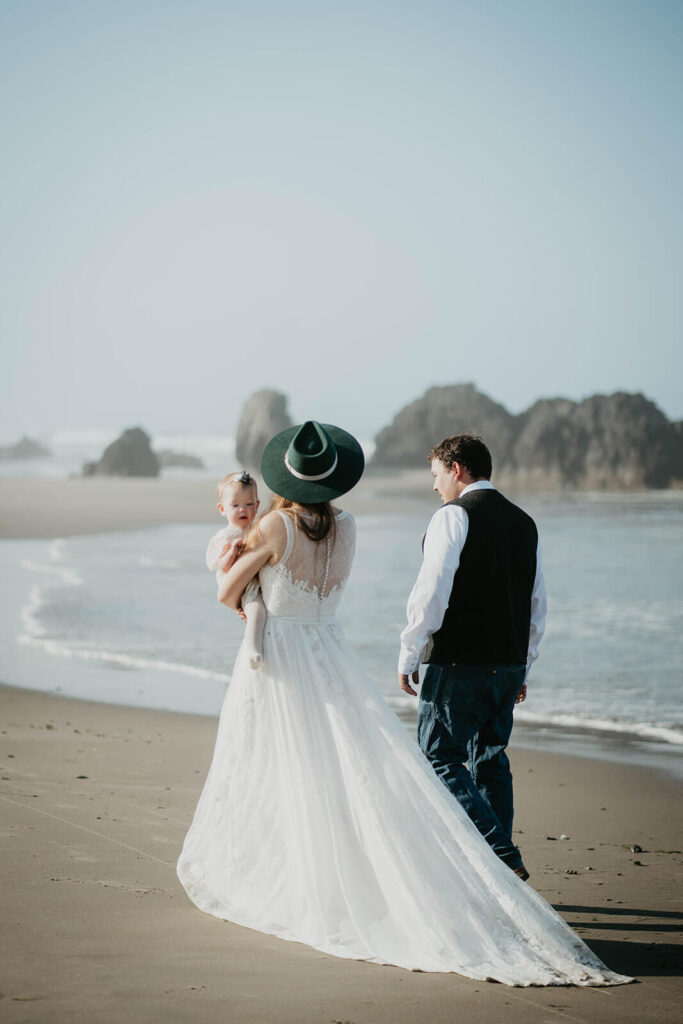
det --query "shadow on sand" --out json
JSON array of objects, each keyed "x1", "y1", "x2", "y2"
[{"x1": 553, "y1": 904, "x2": 683, "y2": 978}]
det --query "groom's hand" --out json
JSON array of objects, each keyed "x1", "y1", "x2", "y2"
[
  {"x1": 399, "y1": 671, "x2": 420, "y2": 696},
  {"x1": 515, "y1": 683, "x2": 527, "y2": 704}
]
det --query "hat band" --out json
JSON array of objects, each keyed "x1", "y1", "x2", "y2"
[{"x1": 284, "y1": 451, "x2": 338, "y2": 481}]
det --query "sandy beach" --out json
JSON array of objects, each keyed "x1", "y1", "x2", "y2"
[
  {"x1": 0, "y1": 473, "x2": 437, "y2": 539},
  {"x1": 1, "y1": 683, "x2": 681, "y2": 1024},
  {"x1": 1, "y1": 473, "x2": 682, "y2": 1021}
]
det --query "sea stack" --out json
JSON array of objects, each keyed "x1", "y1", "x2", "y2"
[
  {"x1": 372, "y1": 383, "x2": 516, "y2": 469},
  {"x1": 235, "y1": 389, "x2": 293, "y2": 470},
  {"x1": 371, "y1": 384, "x2": 683, "y2": 490},
  {"x1": 82, "y1": 427, "x2": 160, "y2": 477},
  {"x1": 0, "y1": 436, "x2": 52, "y2": 460}
]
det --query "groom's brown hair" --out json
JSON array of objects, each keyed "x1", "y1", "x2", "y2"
[{"x1": 428, "y1": 434, "x2": 492, "y2": 480}]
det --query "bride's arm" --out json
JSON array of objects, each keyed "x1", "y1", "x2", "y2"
[{"x1": 217, "y1": 512, "x2": 286, "y2": 610}]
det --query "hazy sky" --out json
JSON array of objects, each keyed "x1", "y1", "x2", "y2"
[{"x1": 2, "y1": 0, "x2": 681, "y2": 441}]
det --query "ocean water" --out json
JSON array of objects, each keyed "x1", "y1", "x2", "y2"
[{"x1": 1, "y1": 492, "x2": 682, "y2": 777}]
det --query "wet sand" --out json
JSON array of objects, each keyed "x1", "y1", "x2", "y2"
[{"x1": 1, "y1": 683, "x2": 681, "y2": 1024}]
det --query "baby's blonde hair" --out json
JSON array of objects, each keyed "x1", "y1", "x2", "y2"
[{"x1": 217, "y1": 470, "x2": 258, "y2": 500}]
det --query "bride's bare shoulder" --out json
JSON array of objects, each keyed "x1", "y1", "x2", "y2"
[
  {"x1": 250, "y1": 510, "x2": 288, "y2": 550},
  {"x1": 255, "y1": 509, "x2": 288, "y2": 533},
  {"x1": 246, "y1": 511, "x2": 287, "y2": 565}
]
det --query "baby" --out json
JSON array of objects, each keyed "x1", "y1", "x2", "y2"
[{"x1": 206, "y1": 470, "x2": 266, "y2": 670}]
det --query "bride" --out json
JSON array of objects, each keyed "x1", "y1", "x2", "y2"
[{"x1": 177, "y1": 420, "x2": 630, "y2": 986}]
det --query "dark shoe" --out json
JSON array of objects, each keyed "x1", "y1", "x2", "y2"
[{"x1": 513, "y1": 862, "x2": 530, "y2": 882}]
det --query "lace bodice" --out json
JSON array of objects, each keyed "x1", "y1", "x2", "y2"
[{"x1": 259, "y1": 510, "x2": 356, "y2": 619}]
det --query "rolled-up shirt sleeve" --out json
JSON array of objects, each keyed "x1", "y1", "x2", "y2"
[
  {"x1": 526, "y1": 541, "x2": 547, "y2": 681},
  {"x1": 398, "y1": 505, "x2": 468, "y2": 675}
]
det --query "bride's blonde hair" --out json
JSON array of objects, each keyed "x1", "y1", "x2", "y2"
[
  {"x1": 269, "y1": 495, "x2": 336, "y2": 545},
  {"x1": 240, "y1": 495, "x2": 336, "y2": 554}
]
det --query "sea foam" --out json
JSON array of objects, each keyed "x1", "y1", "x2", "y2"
[
  {"x1": 515, "y1": 708, "x2": 683, "y2": 746},
  {"x1": 17, "y1": 536, "x2": 230, "y2": 685}
]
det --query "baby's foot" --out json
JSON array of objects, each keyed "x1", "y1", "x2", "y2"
[{"x1": 248, "y1": 651, "x2": 262, "y2": 670}]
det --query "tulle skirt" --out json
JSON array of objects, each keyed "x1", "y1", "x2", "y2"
[{"x1": 177, "y1": 615, "x2": 631, "y2": 986}]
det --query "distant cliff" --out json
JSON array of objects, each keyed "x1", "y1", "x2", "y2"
[{"x1": 372, "y1": 384, "x2": 683, "y2": 490}]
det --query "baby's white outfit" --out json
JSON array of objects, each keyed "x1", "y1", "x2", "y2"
[
  {"x1": 206, "y1": 525, "x2": 260, "y2": 605},
  {"x1": 207, "y1": 525, "x2": 263, "y2": 667}
]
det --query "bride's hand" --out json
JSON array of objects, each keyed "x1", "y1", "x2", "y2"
[{"x1": 217, "y1": 539, "x2": 244, "y2": 573}]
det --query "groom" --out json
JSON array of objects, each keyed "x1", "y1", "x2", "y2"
[{"x1": 398, "y1": 433, "x2": 546, "y2": 879}]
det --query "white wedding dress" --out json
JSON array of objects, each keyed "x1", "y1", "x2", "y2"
[{"x1": 177, "y1": 510, "x2": 631, "y2": 986}]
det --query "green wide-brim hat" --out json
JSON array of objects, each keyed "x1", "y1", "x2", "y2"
[{"x1": 261, "y1": 420, "x2": 365, "y2": 503}]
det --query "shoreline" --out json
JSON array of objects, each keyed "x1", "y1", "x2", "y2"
[
  {"x1": 2, "y1": 475, "x2": 681, "y2": 782},
  {"x1": 3, "y1": 473, "x2": 681, "y2": 540},
  {"x1": 2, "y1": 626, "x2": 681, "y2": 783},
  {"x1": 1, "y1": 682, "x2": 681, "y2": 1023},
  {"x1": 0, "y1": 473, "x2": 440, "y2": 539}
]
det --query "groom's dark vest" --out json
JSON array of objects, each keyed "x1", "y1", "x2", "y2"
[{"x1": 426, "y1": 488, "x2": 538, "y2": 667}]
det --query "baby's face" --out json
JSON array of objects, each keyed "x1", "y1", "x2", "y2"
[{"x1": 218, "y1": 484, "x2": 259, "y2": 530}]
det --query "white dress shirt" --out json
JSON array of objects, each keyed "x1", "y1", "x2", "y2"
[{"x1": 398, "y1": 481, "x2": 547, "y2": 678}]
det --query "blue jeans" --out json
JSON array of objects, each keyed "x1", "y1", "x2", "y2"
[{"x1": 417, "y1": 661, "x2": 526, "y2": 868}]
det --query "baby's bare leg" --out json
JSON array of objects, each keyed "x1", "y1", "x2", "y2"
[{"x1": 242, "y1": 592, "x2": 266, "y2": 670}]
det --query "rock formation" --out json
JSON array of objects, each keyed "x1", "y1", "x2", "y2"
[
  {"x1": 372, "y1": 383, "x2": 517, "y2": 469},
  {"x1": 0, "y1": 435, "x2": 51, "y2": 459},
  {"x1": 157, "y1": 449, "x2": 205, "y2": 470},
  {"x1": 371, "y1": 385, "x2": 683, "y2": 490},
  {"x1": 512, "y1": 392, "x2": 682, "y2": 489},
  {"x1": 235, "y1": 390, "x2": 293, "y2": 470},
  {"x1": 82, "y1": 427, "x2": 160, "y2": 477}
]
